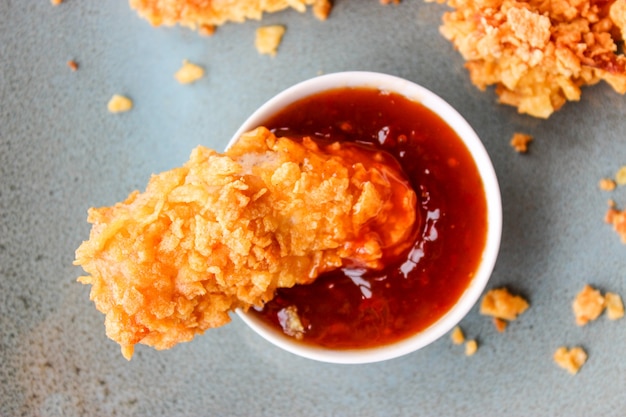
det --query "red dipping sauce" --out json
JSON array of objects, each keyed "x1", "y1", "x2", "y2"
[{"x1": 250, "y1": 87, "x2": 488, "y2": 349}]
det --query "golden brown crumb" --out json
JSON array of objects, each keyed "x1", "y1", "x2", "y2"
[
  {"x1": 67, "y1": 60, "x2": 78, "y2": 71},
  {"x1": 553, "y1": 346, "x2": 587, "y2": 374},
  {"x1": 465, "y1": 339, "x2": 478, "y2": 356},
  {"x1": 599, "y1": 178, "x2": 617, "y2": 191},
  {"x1": 51, "y1": 0, "x2": 62, "y2": 5},
  {"x1": 480, "y1": 288, "x2": 529, "y2": 321},
  {"x1": 174, "y1": 60, "x2": 204, "y2": 84},
  {"x1": 605, "y1": 292, "x2": 625, "y2": 320},
  {"x1": 129, "y1": 0, "x2": 332, "y2": 33},
  {"x1": 107, "y1": 95, "x2": 133, "y2": 113},
  {"x1": 451, "y1": 326, "x2": 465, "y2": 344},
  {"x1": 277, "y1": 305, "x2": 305, "y2": 340},
  {"x1": 75, "y1": 127, "x2": 417, "y2": 359},
  {"x1": 608, "y1": 199, "x2": 617, "y2": 208},
  {"x1": 380, "y1": 0, "x2": 401, "y2": 4},
  {"x1": 605, "y1": 204, "x2": 626, "y2": 243},
  {"x1": 255, "y1": 26, "x2": 286, "y2": 57},
  {"x1": 615, "y1": 166, "x2": 626, "y2": 185},
  {"x1": 434, "y1": 0, "x2": 626, "y2": 118},
  {"x1": 510, "y1": 133, "x2": 533, "y2": 153},
  {"x1": 572, "y1": 284, "x2": 605, "y2": 326},
  {"x1": 493, "y1": 317, "x2": 508, "y2": 332}
]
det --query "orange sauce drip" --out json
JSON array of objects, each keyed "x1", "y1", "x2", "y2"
[{"x1": 251, "y1": 87, "x2": 488, "y2": 349}]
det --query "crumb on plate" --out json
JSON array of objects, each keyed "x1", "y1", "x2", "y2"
[
  {"x1": 510, "y1": 133, "x2": 533, "y2": 153},
  {"x1": 107, "y1": 95, "x2": 133, "y2": 113},
  {"x1": 605, "y1": 292, "x2": 625, "y2": 320},
  {"x1": 615, "y1": 166, "x2": 626, "y2": 185},
  {"x1": 605, "y1": 204, "x2": 626, "y2": 243},
  {"x1": 51, "y1": 0, "x2": 62, "y2": 5},
  {"x1": 451, "y1": 326, "x2": 465, "y2": 344},
  {"x1": 174, "y1": 60, "x2": 205, "y2": 84},
  {"x1": 255, "y1": 25, "x2": 286, "y2": 56},
  {"x1": 465, "y1": 339, "x2": 478, "y2": 356},
  {"x1": 572, "y1": 284, "x2": 605, "y2": 326},
  {"x1": 599, "y1": 178, "x2": 617, "y2": 191},
  {"x1": 67, "y1": 60, "x2": 78, "y2": 71},
  {"x1": 493, "y1": 317, "x2": 508, "y2": 332},
  {"x1": 480, "y1": 288, "x2": 529, "y2": 321},
  {"x1": 553, "y1": 346, "x2": 587, "y2": 375}
]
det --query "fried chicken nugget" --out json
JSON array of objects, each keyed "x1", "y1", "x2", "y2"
[
  {"x1": 75, "y1": 127, "x2": 417, "y2": 359},
  {"x1": 129, "y1": 0, "x2": 333, "y2": 34},
  {"x1": 434, "y1": 0, "x2": 626, "y2": 118}
]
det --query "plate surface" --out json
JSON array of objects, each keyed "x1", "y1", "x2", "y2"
[{"x1": 1, "y1": 1, "x2": 625, "y2": 416}]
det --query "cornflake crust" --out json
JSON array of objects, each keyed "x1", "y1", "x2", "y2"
[
  {"x1": 572, "y1": 284, "x2": 605, "y2": 326},
  {"x1": 510, "y1": 133, "x2": 533, "y2": 153},
  {"x1": 174, "y1": 60, "x2": 205, "y2": 84},
  {"x1": 128, "y1": 0, "x2": 332, "y2": 34},
  {"x1": 432, "y1": 0, "x2": 626, "y2": 118},
  {"x1": 107, "y1": 95, "x2": 133, "y2": 113},
  {"x1": 605, "y1": 292, "x2": 625, "y2": 320},
  {"x1": 255, "y1": 25, "x2": 286, "y2": 56},
  {"x1": 451, "y1": 326, "x2": 465, "y2": 344},
  {"x1": 74, "y1": 127, "x2": 417, "y2": 359},
  {"x1": 554, "y1": 346, "x2": 587, "y2": 375},
  {"x1": 480, "y1": 288, "x2": 529, "y2": 322}
]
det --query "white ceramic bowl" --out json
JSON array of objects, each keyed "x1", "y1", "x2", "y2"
[{"x1": 231, "y1": 71, "x2": 502, "y2": 364}]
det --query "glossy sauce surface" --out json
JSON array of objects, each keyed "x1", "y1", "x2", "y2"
[{"x1": 251, "y1": 87, "x2": 488, "y2": 349}]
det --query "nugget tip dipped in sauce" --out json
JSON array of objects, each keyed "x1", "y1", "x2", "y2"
[{"x1": 74, "y1": 126, "x2": 418, "y2": 359}]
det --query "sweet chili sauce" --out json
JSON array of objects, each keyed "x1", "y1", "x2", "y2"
[{"x1": 251, "y1": 87, "x2": 488, "y2": 349}]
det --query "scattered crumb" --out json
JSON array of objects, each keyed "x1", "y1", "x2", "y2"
[
  {"x1": 51, "y1": 0, "x2": 62, "y2": 5},
  {"x1": 67, "y1": 60, "x2": 78, "y2": 72},
  {"x1": 510, "y1": 133, "x2": 533, "y2": 153},
  {"x1": 451, "y1": 326, "x2": 465, "y2": 345},
  {"x1": 553, "y1": 346, "x2": 587, "y2": 375},
  {"x1": 493, "y1": 317, "x2": 508, "y2": 333},
  {"x1": 616, "y1": 166, "x2": 626, "y2": 185},
  {"x1": 465, "y1": 339, "x2": 478, "y2": 356},
  {"x1": 174, "y1": 60, "x2": 205, "y2": 84},
  {"x1": 480, "y1": 288, "x2": 529, "y2": 321},
  {"x1": 313, "y1": 0, "x2": 332, "y2": 20},
  {"x1": 608, "y1": 199, "x2": 617, "y2": 208},
  {"x1": 277, "y1": 305, "x2": 305, "y2": 340},
  {"x1": 572, "y1": 285, "x2": 605, "y2": 326},
  {"x1": 605, "y1": 292, "x2": 625, "y2": 320},
  {"x1": 255, "y1": 25, "x2": 286, "y2": 57},
  {"x1": 599, "y1": 178, "x2": 616, "y2": 191},
  {"x1": 380, "y1": 0, "x2": 401, "y2": 4},
  {"x1": 605, "y1": 204, "x2": 626, "y2": 243},
  {"x1": 107, "y1": 95, "x2": 133, "y2": 113}
]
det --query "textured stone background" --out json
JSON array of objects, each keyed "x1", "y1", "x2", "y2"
[{"x1": 1, "y1": 1, "x2": 625, "y2": 415}]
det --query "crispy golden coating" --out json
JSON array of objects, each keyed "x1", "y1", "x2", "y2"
[
  {"x1": 572, "y1": 284, "x2": 605, "y2": 326},
  {"x1": 433, "y1": 0, "x2": 626, "y2": 118},
  {"x1": 480, "y1": 287, "x2": 529, "y2": 321},
  {"x1": 129, "y1": 0, "x2": 332, "y2": 34},
  {"x1": 554, "y1": 346, "x2": 587, "y2": 374},
  {"x1": 75, "y1": 127, "x2": 416, "y2": 359}
]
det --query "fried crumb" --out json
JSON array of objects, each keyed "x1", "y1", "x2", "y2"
[
  {"x1": 107, "y1": 95, "x2": 133, "y2": 113},
  {"x1": 599, "y1": 178, "x2": 617, "y2": 191},
  {"x1": 67, "y1": 60, "x2": 78, "y2": 71},
  {"x1": 605, "y1": 204, "x2": 626, "y2": 243},
  {"x1": 465, "y1": 339, "x2": 478, "y2": 356},
  {"x1": 510, "y1": 133, "x2": 533, "y2": 153},
  {"x1": 174, "y1": 60, "x2": 204, "y2": 84},
  {"x1": 605, "y1": 292, "x2": 625, "y2": 320},
  {"x1": 451, "y1": 326, "x2": 465, "y2": 344},
  {"x1": 480, "y1": 288, "x2": 529, "y2": 321},
  {"x1": 51, "y1": 0, "x2": 62, "y2": 5},
  {"x1": 615, "y1": 166, "x2": 626, "y2": 185},
  {"x1": 572, "y1": 284, "x2": 605, "y2": 326},
  {"x1": 554, "y1": 346, "x2": 587, "y2": 375},
  {"x1": 129, "y1": 0, "x2": 332, "y2": 34},
  {"x1": 255, "y1": 25, "x2": 286, "y2": 57},
  {"x1": 493, "y1": 317, "x2": 508, "y2": 332},
  {"x1": 380, "y1": 0, "x2": 401, "y2": 4},
  {"x1": 434, "y1": 0, "x2": 626, "y2": 118},
  {"x1": 277, "y1": 305, "x2": 305, "y2": 340}
]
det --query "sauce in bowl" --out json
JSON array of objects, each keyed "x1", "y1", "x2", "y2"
[{"x1": 249, "y1": 87, "x2": 488, "y2": 349}]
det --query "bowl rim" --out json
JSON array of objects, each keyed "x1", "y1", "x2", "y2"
[{"x1": 231, "y1": 71, "x2": 502, "y2": 364}]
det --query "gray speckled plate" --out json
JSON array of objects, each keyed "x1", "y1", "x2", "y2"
[{"x1": 2, "y1": 1, "x2": 626, "y2": 416}]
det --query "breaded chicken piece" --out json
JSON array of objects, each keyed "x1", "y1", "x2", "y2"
[
  {"x1": 75, "y1": 127, "x2": 417, "y2": 359},
  {"x1": 432, "y1": 0, "x2": 626, "y2": 118},
  {"x1": 129, "y1": 0, "x2": 332, "y2": 34}
]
